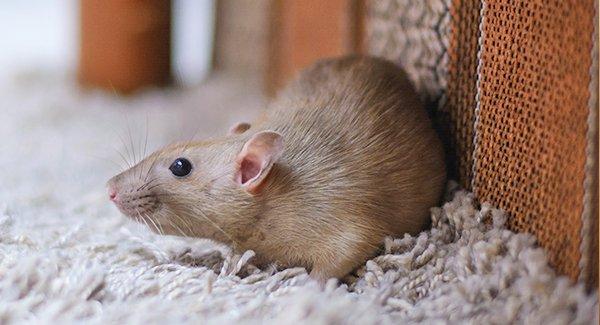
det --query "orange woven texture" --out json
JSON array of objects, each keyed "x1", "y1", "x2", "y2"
[{"x1": 473, "y1": 0, "x2": 595, "y2": 279}]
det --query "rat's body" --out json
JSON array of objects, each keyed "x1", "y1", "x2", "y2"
[{"x1": 108, "y1": 56, "x2": 446, "y2": 282}]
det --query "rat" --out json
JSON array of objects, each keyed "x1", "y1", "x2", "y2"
[{"x1": 107, "y1": 56, "x2": 447, "y2": 282}]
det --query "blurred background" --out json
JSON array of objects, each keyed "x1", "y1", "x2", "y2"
[
  {"x1": 0, "y1": 0, "x2": 365, "y2": 139},
  {"x1": 0, "y1": 1, "x2": 78, "y2": 74},
  {"x1": 0, "y1": 0, "x2": 364, "y2": 93},
  {"x1": 0, "y1": 0, "x2": 214, "y2": 85},
  {"x1": 0, "y1": 0, "x2": 366, "y2": 221}
]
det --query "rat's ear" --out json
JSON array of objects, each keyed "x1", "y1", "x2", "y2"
[
  {"x1": 229, "y1": 122, "x2": 251, "y2": 135},
  {"x1": 235, "y1": 130, "x2": 283, "y2": 194}
]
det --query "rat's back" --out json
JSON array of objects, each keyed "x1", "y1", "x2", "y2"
[{"x1": 256, "y1": 57, "x2": 446, "y2": 279}]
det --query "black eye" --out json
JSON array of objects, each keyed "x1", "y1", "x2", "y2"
[{"x1": 169, "y1": 158, "x2": 193, "y2": 177}]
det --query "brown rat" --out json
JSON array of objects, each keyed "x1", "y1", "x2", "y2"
[{"x1": 107, "y1": 56, "x2": 446, "y2": 282}]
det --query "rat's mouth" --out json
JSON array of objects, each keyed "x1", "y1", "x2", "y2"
[{"x1": 110, "y1": 190, "x2": 160, "y2": 220}]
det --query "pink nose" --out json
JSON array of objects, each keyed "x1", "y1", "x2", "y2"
[{"x1": 109, "y1": 189, "x2": 117, "y2": 201}]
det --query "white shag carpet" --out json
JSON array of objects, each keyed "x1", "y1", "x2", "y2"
[{"x1": 0, "y1": 72, "x2": 597, "y2": 324}]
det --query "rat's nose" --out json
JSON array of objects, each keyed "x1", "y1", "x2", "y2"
[{"x1": 108, "y1": 188, "x2": 117, "y2": 202}]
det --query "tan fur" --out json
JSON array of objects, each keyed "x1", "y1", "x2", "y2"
[{"x1": 107, "y1": 56, "x2": 447, "y2": 282}]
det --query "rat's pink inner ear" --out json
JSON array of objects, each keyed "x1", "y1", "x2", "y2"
[
  {"x1": 239, "y1": 154, "x2": 262, "y2": 184},
  {"x1": 235, "y1": 131, "x2": 284, "y2": 193}
]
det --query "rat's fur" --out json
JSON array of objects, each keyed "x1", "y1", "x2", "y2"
[{"x1": 107, "y1": 56, "x2": 446, "y2": 281}]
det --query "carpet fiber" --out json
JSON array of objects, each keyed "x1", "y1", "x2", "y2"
[{"x1": 0, "y1": 72, "x2": 597, "y2": 324}]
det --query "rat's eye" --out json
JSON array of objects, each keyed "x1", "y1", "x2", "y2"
[{"x1": 169, "y1": 158, "x2": 193, "y2": 177}]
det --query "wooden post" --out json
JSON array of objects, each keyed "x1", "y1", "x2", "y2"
[
  {"x1": 266, "y1": 0, "x2": 365, "y2": 96},
  {"x1": 79, "y1": 0, "x2": 171, "y2": 94}
]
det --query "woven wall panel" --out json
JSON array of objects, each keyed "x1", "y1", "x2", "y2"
[{"x1": 473, "y1": 0, "x2": 596, "y2": 279}]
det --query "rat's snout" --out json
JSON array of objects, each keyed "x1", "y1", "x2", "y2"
[
  {"x1": 106, "y1": 173, "x2": 161, "y2": 220},
  {"x1": 108, "y1": 188, "x2": 117, "y2": 202},
  {"x1": 106, "y1": 176, "x2": 121, "y2": 203}
]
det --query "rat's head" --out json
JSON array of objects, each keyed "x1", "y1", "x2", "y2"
[{"x1": 106, "y1": 128, "x2": 284, "y2": 241}]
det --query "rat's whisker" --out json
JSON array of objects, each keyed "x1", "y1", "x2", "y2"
[
  {"x1": 86, "y1": 153, "x2": 125, "y2": 171},
  {"x1": 153, "y1": 193, "x2": 177, "y2": 198},
  {"x1": 135, "y1": 114, "x2": 151, "y2": 181},
  {"x1": 108, "y1": 122, "x2": 134, "y2": 167},
  {"x1": 125, "y1": 114, "x2": 137, "y2": 166},
  {"x1": 143, "y1": 113, "x2": 149, "y2": 159},
  {"x1": 143, "y1": 150, "x2": 164, "y2": 183},
  {"x1": 156, "y1": 208, "x2": 191, "y2": 237},
  {"x1": 169, "y1": 213, "x2": 194, "y2": 236},
  {"x1": 145, "y1": 183, "x2": 165, "y2": 192},
  {"x1": 157, "y1": 218, "x2": 166, "y2": 236},
  {"x1": 144, "y1": 214, "x2": 161, "y2": 235},
  {"x1": 135, "y1": 117, "x2": 149, "y2": 181},
  {"x1": 117, "y1": 135, "x2": 134, "y2": 167},
  {"x1": 138, "y1": 178, "x2": 159, "y2": 191},
  {"x1": 190, "y1": 207, "x2": 238, "y2": 250},
  {"x1": 166, "y1": 218, "x2": 187, "y2": 237},
  {"x1": 135, "y1": 209, "x2": 153, "y2": 232},
  {"x1": 146, "y1": 214, "x2": 164, "y2": 236},
  {"x1": 112, "y1": 146, "x2": 132, "y2": 169}
]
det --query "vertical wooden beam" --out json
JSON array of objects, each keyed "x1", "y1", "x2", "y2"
[
  {"x1": 266, "y1": 0, "x2": 365, "y2": 95},
  {"x1": 79, "y1": 0, "x2": 171, "y2": 94}
]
